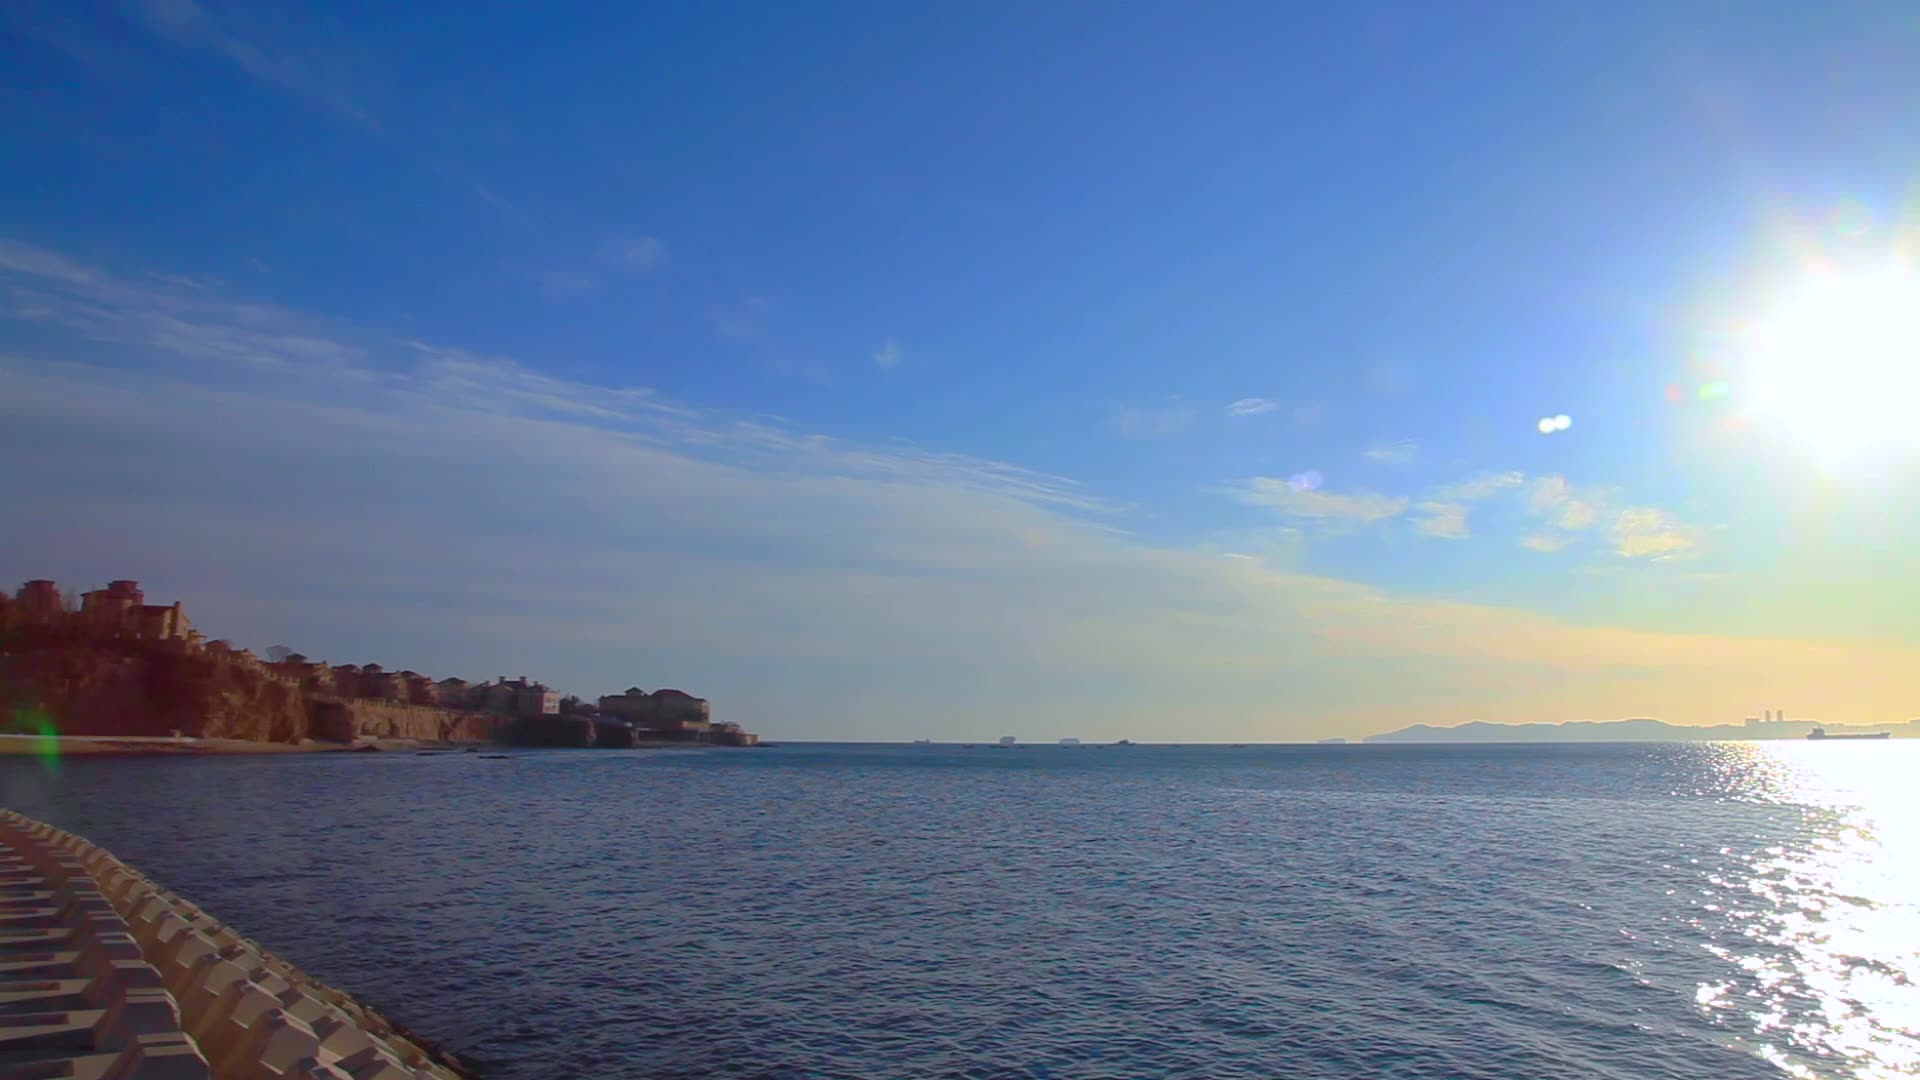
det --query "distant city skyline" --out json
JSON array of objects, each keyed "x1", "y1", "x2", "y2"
[{"x1": 4, "y1": 3, "x2": 1919, "y2": 740}]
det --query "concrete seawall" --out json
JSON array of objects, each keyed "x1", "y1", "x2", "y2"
[{"x1": 0, "y1": 812, "x2": 466, "y2": 1079}]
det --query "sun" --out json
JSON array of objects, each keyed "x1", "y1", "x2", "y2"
[{"x1": 1739, "y1": 259, "x2": 1920, "y2": 462}]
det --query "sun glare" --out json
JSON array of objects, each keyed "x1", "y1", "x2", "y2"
[{"x1": 1741, "y1": 260, "x2": 1920, "y2": 462}]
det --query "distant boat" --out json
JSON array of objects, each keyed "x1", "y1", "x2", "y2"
[
  {"x1": 1807, "y1": 726, "x2": 1891, "y2": 741},
  {"x1": 1115, "y1": 739, "x2": 1135, "y2": 746},
  {"x1": 912, "y1": 739, "x2": 931, "y2": 745},
  {"x1": 996, "y1": 735, "x2": 1016, "y2": 748},
  {"x1": 1059, "y1": 737, "x2": 1081, "y2": 748}
]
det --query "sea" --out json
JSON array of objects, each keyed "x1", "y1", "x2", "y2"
[{"x1": 2, "y1": 741, "x2": 1916, "y2": 1080}]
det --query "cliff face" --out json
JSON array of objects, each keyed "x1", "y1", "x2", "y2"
[
  {"x1": 1, "y1": 635, "x2": 493, "y2": 744},
  {"x1": 313, "y1": 699, "x2": 496, "y2": 743},
  {"x1": 1, "y1": 639, "x2": 307, "y2": 741}
]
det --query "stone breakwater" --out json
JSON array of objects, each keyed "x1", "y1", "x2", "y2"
[{"x1": 0, "y1": 811, "x2": 467, "y2": 1079}]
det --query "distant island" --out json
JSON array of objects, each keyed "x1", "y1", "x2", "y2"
[
  {"x1": 1367, "y1": 713, "x2": 1917, "y2": 743},
  {"x1": 0, "y1": 577, "x2": 757, "y2": 752}
]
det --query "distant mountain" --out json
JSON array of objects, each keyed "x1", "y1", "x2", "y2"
[{"x1": 1365, "y1": 718, "x2": 1916, "y2": 743}]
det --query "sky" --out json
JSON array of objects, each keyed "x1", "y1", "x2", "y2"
[{"x1": 3, "y1": 2, "x2": 1920, "y2": 742}]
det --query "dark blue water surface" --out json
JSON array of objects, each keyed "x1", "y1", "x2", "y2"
[{"x1": 4, "y1": 741, "x2": 1917, "y2": 1080}]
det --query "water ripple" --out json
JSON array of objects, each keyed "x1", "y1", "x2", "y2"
[{"x1": 2, "y1": 741, "x2": 1916, "y2": 1079}]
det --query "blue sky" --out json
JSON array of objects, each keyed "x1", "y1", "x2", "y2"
[{"x1": 4, "y1": 2, "x2": 1920, "y2": 740}]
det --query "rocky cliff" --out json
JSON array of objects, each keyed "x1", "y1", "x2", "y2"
[{"x1": 1, "y1": 632, "x2": 491, "y2": 744}]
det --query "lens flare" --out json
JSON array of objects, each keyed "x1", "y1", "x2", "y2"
[
  {"x1": 1737, "y1": 258, "x2": 1920, "y2": 461},
  {"x1": 6, "y1": 706, "x2": 61, "y2": 775}
]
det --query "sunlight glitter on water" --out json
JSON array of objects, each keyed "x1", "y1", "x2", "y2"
[{"x1": 1692, "y1": 742, "x2": 1920, "y2": 1078}]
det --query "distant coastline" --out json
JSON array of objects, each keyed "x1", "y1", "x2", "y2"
[
  {"x1": 1366, "y1": 716, "x2": 1919, "y2": 744},
  {"x1": 1, "y1": 576, "x2": 759, "y2": 751}
]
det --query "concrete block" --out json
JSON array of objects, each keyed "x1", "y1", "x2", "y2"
[
  {"x1": 91, "y1": 987, "x2": 185, "y2": 1050},
  {"x1": 53, "y1": 877, "x2": 110, "y2": 909},
  {"x1": 155, "y1": 928, "x2": 219, "y2": 977},
  {"x1": 158, "y1": 940, "x2": 219, "y2": 1002},
  {"x1": 308, "y1": 1012, "x2": 378, "y2": 1061},
  {"x1": 333, "y1": 1046, "x2": 414, "y2": 1080},
  {"x1": 79, "y1": 932, "x2": 150, "y2": 979},
  {"x1": 127, "y1": 897, "x2": 176, "y2": 938},
  {"x1": 212, "y1": 1008, "x2": 319, "y2": 1079},
  {"x1": 269, "y1": 1057, "x2": 357, "y2": 1080},
  {"x1": 245, "y1": 967, "x2": 295, "y2": 998},
  {"x1": 62, "y1": 893, "x2": 119, "y2": 926},
  {"x1": 192, "y1": 981, "x2": 281, "y2": 1058},
  {"x1": 45, "y1": 859, "x2": 93, "y2": 888},
  {"x1": 274, "y1": 990, "x2": 335, "y2": 1028},
  {"x1": 136, "y1": 913, "x2": 192, "y2": 955},
  {"x1": 75, "y1": 913, "x2": 139, "y2": 954},
  {"x1": 100, "y1": 867, "x2": 145, "y2": 904},
  {"x1": 0, "y1": 976, "x2": 92, "y2": 1010},
  {"x1": 85, "y1": 959, "x2": 168, "y2": 1007},
  {"x1": 126, "y1": 895, "x2": 177, "y2": 937},
  {"x1": 109, "y1": 875, "x2": 155, "y2": 912},
  {"x1": 101, "y1": 1033, "x2": 212, "y2": 1080},
  {"x1": 0, "y1": 904, "x2": 63, "y2": 928},
  {"x1": 175, "y1": 956, "x2": 251, "y2": 1021}
]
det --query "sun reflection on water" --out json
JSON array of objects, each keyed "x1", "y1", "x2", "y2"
[{"x1": 1688, "y1": 742, "x2": 1920, "y2": 1078}]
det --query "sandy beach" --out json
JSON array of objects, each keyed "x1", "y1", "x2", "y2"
[{"x1": 0, "y1": 733, "x2": 460, "y2": 756}]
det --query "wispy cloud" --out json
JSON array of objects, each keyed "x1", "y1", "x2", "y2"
[
  {"x1": 874, "y1": 339, "x2": 903, "y2": 369},
  {"x1": 711, "y1": 294, "x2": 770, "y2": 342},
  {"x1": 1234, "y1": 477, "x2": 1408, "y2": 523},
  {"x1": 1364, "y1": 439, "x2": 1419, "y2": 465},
  {"x1": 1368, "y1": 360, "x2": 1413, "y2": 395},
  {"x1": 1517, "y1": 473, "x2": 1614, "y2": 552},
  {"x1": 1111, "y1": 399, "x2": 1194, "y2": 440},
  {"x1": 0, "y1": 239, "x2": 365, "y2": 369},
  {"x1": 127, "y1": 0, "x2": 377, "y2": 130},
  {"x1": 2, "y1": 239, "x2": 1828, "y2": 740},
  {"x1": 1410, "y1": 501, "x2": 1469, "y2": 539},
  {"x1": 1225, "y1": 397, "x2": 1276, "y2": 417},
  {"x1": 1526, "y1": 475, "x2": 1605, "y2": 528},
  {"x1": 604, "y1": 235, "x2": 667, "y2": 273},
  {"x1": 531, "y1": 268, "x2": 598, "y2": 298},
  {"x1": 1431, "y1": 471, "x2": 1525, "y2": 502},
  {"x1": 1612, "y1": 508, "x2": 1701, "y2": 559}
]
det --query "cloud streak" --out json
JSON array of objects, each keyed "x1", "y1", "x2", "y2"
[
  {"x1": 127, "y1": 0, "x2": 378, "y2": 130},
  {"x1": 1364, "y1": 440, "x2": 1419, "y2": 465},
  {"x1": 1234, "y1": 478, "x2": 1409, "y2": 524},
  {"x1": 1111, "y1": 399, "x2": 1194, "y2": 439},
  {"x1": 1, "y1": 239, "x2": 1862, "y2": 740},
  {"x1": 605, "y1": 235, "x2": 667, "y2": 273},
  {"x1": 1612, "y1": 508, "x2": 1701, "y2": 559},
  {"x1": 1411, "y1": 501, "x2": 1469, "y2": 539}
]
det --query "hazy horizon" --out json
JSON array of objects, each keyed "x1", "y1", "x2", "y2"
[{"x1": 5, "y1": 3, "x2": 1920, "y2": 741}]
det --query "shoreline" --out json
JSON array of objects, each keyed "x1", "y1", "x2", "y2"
[
  {"x1": 0, "y1": 734, "x2": 469, "y2": 756},
  {"x1": 0, "y1": 733, "x2": 746, "y2": 757}
]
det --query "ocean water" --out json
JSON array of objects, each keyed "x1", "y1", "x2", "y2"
[{"x1": 3, "y1": 741, "x2": 1917, "y2": 1080}]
